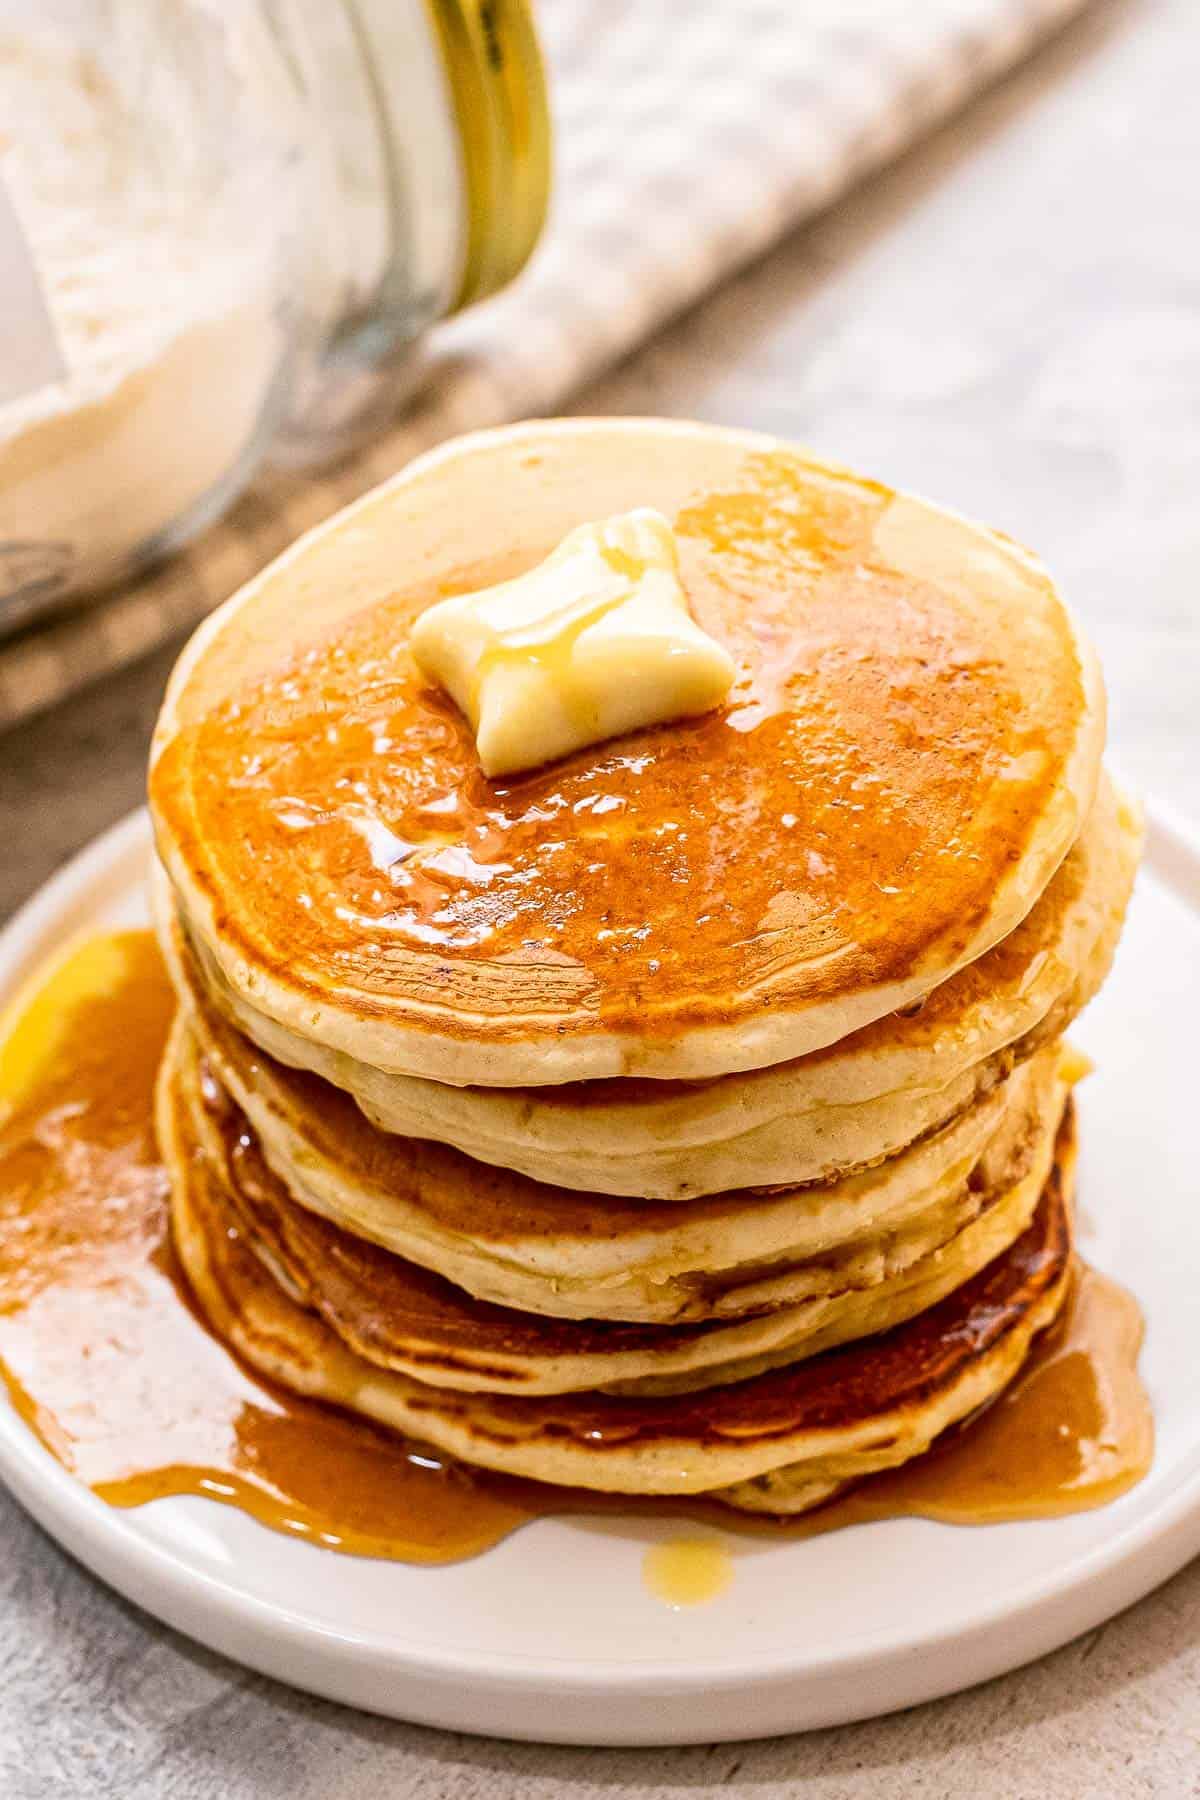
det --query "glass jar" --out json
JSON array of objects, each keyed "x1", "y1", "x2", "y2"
[
  {"x1": 271, "y1": 0, "x2": 552, "y2": 459},
  {"x1": 0, "y1": 0, "x2": 550, "y2": 632}
]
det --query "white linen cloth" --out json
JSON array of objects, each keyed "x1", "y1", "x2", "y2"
[{"x1": 0, "y1": 0, "x2": 1090, "y2": 729}]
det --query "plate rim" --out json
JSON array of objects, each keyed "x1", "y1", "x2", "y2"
[{"x1": 2, "y1": 798, "x2": 1199, "y2": 1741}]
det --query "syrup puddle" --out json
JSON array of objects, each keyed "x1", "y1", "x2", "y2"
[
  {"x1": 0, "y1": 931, "x2": 1153, "y2": 1573},
  {"x1": 643, "y1": 1538, "x2": 734, "y2": 1608}
]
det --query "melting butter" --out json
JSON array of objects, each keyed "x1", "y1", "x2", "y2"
[{"x1": 410, "y1": 509, "x2": 735, "y2": 778}]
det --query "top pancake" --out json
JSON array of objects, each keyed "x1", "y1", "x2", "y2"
[{"x1": 150, "y1": 419, "x2": 1105, "y2": 1085}]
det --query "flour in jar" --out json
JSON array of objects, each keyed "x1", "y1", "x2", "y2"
[{"x1": 0, "y1": 23, "x2": 289, "y2": 625}]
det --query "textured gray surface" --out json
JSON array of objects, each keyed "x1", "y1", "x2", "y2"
[{"x1": 3, "y1": 0, "x2": 1200, "y2": 1791}]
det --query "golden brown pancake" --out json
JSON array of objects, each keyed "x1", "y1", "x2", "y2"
[
  {"x1": 162, "y1": 1042, "x2": 1076, "y2": 1501},
  {"x1": 159, "y1": 773, "x2": 1137, "y2": 1196},
  {"x1": 150, "y1": 419, "x2": 1104, "y2": 1086},
  {"x1": 167, "y1": 1016, "x2": 1064, "y2": 1398},
  {"x1": 171, "y1": 943, "x2": 1068, "y2": 1324}
]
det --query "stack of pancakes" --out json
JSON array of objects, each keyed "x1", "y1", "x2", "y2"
[{"x1": 148, "y1": 420, "x2": 1138, "y2": 1517}]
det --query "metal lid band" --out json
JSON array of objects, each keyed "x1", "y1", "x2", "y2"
[{"x1": 426, "y1": 0, "x2": 552, "y2": 312}]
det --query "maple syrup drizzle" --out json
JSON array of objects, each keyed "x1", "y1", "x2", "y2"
[
  {"x1": 0, "y1": 932, "x2": 1152, "y2": 1571},
  {"x1": 643, "y1": 1538, "x2": 734, "y2": 1607},
  {"x1": 786, "y1": 1259, "x2": 1152, "y2": 1539},
  {"x1": 150, "y1": 446, "x2": 1082, "y2": 1042}
]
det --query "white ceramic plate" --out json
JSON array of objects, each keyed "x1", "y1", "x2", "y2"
[{"x1": 2, "y1": 804, "x2": 1199, "y2": 1746}]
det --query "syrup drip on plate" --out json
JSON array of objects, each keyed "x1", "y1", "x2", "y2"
[
  {"x1": 643, "y1": 1538, "x2": 734, "y2": 1607},
  {"x1": 0, "y1": 932, "x2": 1152, "y2": 1570}
]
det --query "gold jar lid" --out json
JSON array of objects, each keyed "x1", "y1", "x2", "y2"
[{"x1": 426, "y1": 0, "x2": 552, "y2": 311}]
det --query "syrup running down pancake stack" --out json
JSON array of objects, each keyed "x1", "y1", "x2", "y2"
[{"x1": 148, "y1": 419, "x2": 1137, "y2": 1516}]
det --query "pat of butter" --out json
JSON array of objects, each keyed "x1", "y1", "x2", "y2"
[{"x1": 409, "y1": 509, "x2": 735, "y2": 778}]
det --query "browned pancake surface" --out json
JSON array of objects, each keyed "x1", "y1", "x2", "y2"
[
  {"x1": 187, "y1": 985, "x2": 775, "y2": 1245},
  {"x1": 177, "y1": 1023, "x2": 1073, "y2": 1456},
  {"x1": 415, "y1": 1142, "x2": 1072, "y2": 1450},
  {"x1": 152, "y1": 436, "x2": 1086, "y2": 1045},
  {"x1": 189, "y1": 1047, "x2": 719, "y2": 1368}
]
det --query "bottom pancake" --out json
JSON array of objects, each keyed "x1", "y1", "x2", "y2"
[{"x1": 160, "y1": 1032, "x2": 1076, "y2": 1506}]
